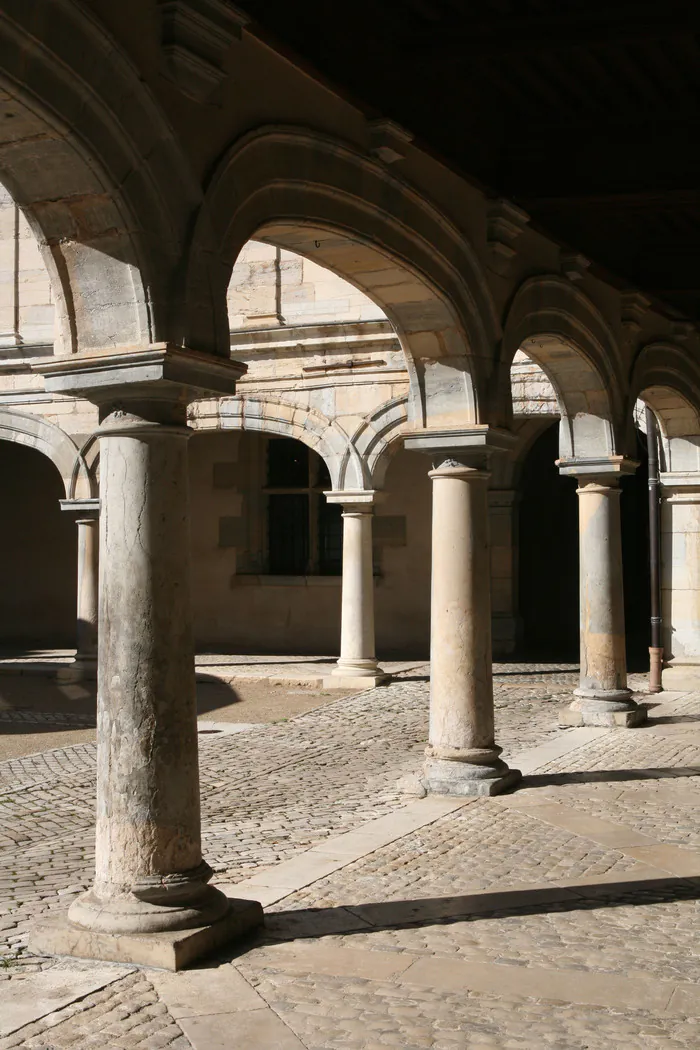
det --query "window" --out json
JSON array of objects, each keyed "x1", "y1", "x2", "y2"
[{"x1": 265, "y1": 438, "x2": 342, "y2": 575}]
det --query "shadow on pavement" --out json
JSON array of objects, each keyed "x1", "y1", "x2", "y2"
[
  {"x1": 521, "y1": 767, "x2": 700, "y2": 788},
  {"x1": 254, "y1": 875, "x2": 700, "y2": 945}
]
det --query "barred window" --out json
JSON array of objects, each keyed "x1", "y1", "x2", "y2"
[{"x1": 265, "y1": 438, "x2": 342, "y2": 575}]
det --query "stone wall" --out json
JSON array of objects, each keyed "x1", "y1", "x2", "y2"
[
  {"x1": 187, "y1": 431, "x2": 432, "y2": 656},
  {"x1": 0, "y1": 183, "x2": 54, "y2": 350},
  {"x1": 510, "y1": 350, "x2": 558, "y2": 416},
  {"x1": 227, "y1": 241, "x2": 386, "y2": 329}
]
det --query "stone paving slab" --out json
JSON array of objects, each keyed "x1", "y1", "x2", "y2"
[
  {"x1": 2, "y1": 667, "x2": 700, "y2": 1049},
  {"x1": 0, "y1": 967, "x2": 130, "y2": 1037}
]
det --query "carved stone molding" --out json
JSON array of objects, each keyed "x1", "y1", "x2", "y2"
[
  {"x1": 159, "y1": 0, "x2": 248, "y2": 102},
  {"x1": 486, "y1": 199, "x2": 530, "y2": 276},
  {"x1": 620, "y1": 291, "x2": 651, "y2": 335},
  {"x1": 367, "y1": 119, "x2": 414, "y2": 163},
  {"x1": 560, "y1": 252, "x2": 590, "y2": 282}
]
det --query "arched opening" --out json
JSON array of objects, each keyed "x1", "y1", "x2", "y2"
[
  {"x1": 513, "y1": 349, "x2": 651, "y2": 668},
  {"x1": 224, "y1": 238, "x2": 402, "y2": 490},
  {"x1": 190, "y1": 128, "x2": 496, "y2": 421},
  {"x1": 0, "y1": 441, "x2": 76, "y2": 649},
  {"x1": 189, "y1": 429, "x2": 343, "y2": 655}
]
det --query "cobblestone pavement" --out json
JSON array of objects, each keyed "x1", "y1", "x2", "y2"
[{"x1": 3, "y1": 665, "x2": 700, "y2": 1048}]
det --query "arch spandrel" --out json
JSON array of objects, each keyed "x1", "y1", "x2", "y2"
[
  {"x1": 189, "y1": 127, "x2": 501, "y2": 430},
  {"x1": 0, "y1": 2, "x2": 204, "y2": 355},
  {"x1": 500, "y1": 276, "x2": 624, "y2": 460}
]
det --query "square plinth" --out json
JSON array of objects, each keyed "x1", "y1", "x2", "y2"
[
  {"x1": 424, "y1": 768, "x2": 522, "y2": 797},
  {"x1": 559, "y1": 707, "x2": 647, "y2": 728},
  {"x1": 29, "y1": 898, "x2": 263, "y2": 972}
]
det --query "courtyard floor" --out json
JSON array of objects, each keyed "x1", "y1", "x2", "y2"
[{"x1": 1, "y1": 661, "x2": 700, "y2": 1049}]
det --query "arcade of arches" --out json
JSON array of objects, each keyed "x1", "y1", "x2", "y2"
[{"x1": 1, "y1": 7, "x2": 700, "y2": 967}]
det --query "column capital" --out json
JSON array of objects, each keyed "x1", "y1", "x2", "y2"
[
  {"x1": 60, "y1": 497, "x2": 100, "y2": 521},
  {"x1": 428, "y1": 459, "x2": 490, "y2": 482},
  {"x1": 404, "y1": 425, "x2": 516, "y2": 471},
  {"x1": 33, "y1": 344, "x2": 246, "y2": 408},
  {"x1": 557, "y1": 455, "x2": 639, "y2": 482},
  {"x1": 324, "y1": 489, "x2": 383, "y2": 510}
]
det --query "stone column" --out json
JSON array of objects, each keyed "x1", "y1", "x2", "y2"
[
  {"x1": 405, "y1": 428, "x2": 520, "y2": 797},
  {"x1": 660, "y1": 473, "x2": 700, "y2": 688},
  {"x1": 60, "y1": 498, "x2": 100, "y2": 680},
  {"x1": 325, "y1": 491, "x2": 388, "y2": 689},
  {"x1": 559, "y1": 458, "x2": 645, "y2": 727},
  {"x1": 69, "y1": 402, "x2": 233, "y2": 938},
  {"x1": 30, "y1": 346, "x2": 260, "y2": 970}
]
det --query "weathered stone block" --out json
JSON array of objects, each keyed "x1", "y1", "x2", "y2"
[{"x1": 29, "y1": 897, "x2": 263, "y2": 971}]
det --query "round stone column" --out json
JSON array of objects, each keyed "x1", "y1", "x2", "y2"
[
  {"x1": 68, "y1": 403, "x2": 228, "y2": 935},
  {"x1": 565, "y1": 475, "x2": 644, "y2": 726},
  {"x1": 327, "y1": 492, "x2": 388, "y2": 689},
  {"x1": 660, "y1": 474, "x2": 700, "y2": 688},
  {"x1": 76, "y1": 512, "x2": 99, "y2": 666},
  {"x1": 58, "y1": 498, "x2": 100, "y2": 682},
  {"x1": 424, "y1": 458, "x2": 520, "y2": 795}
]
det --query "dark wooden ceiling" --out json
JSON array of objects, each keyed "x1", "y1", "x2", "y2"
[{"x1": 238, "y1": 0, "x2": 700, "y2": 323}]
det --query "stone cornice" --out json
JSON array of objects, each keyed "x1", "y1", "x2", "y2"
[
  {"x1": 404, "y1": 426, "x2": 517, "y2": 457},
  {"x1": 34, "y1": 344, "x2": 246, "y2": 402},
  {"x1": 557, "y1": 455, "x2": 639, "y2": 478},
  {"x1": 324, "y1": 490, "x2": 383, "y2": 507},
  {"x1": 60, "y1": 498, "x2": 100, "y2": 520}
]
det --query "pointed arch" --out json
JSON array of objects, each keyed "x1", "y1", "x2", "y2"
[
  {"x1": 187, "y1": 126, "x2": 500, "y2": 428},
  {"x1": 499, "y1": 276, "x2": 624, "y2": 460}
]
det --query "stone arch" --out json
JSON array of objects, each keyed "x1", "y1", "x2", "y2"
[
  {"x1": 188, "y1": 126, "x2": 500, "y2": 427},
  {"x1": 0, "y1": 407, "x2": 88, "y2": 496},
  {"x1": 630, "y1": 342, "x2": 700, "y2": 472},
  {"x1": 499, "y1": 276, "x2": 624, "y2": 461},
  {"x1": 350, "y1": 396, "x2": 411, "y2": 490},
  {"x1": 191, "y1": 394, "x2": 364, "y2": 490},
  {"x1": 0, "y1": 1, "x2": 203, "y2": 354},
  {"x1": 67, "y1": 433, "x2": 100, "y2": 500}
]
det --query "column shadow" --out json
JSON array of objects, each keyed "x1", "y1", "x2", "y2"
[
  {"x1": 251, "y1": 875, "x2": 700, "y2": 946},
  {"x1": 521, "y1": 767, "x2": 700, "y2": 788}
]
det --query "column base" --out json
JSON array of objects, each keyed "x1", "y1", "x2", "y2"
[
  {"x1": 559, "y1": 692, "x2": 647, "y2": 728},
  {"x1": 29, "y1": 897, "x2": 263, "y2": 972},
  {"x1": 324, "y1": 659, "x2": 390, "y2": 690},
  {"x1": 423, "y1": 755, "x2": 521, "y2": 797}
]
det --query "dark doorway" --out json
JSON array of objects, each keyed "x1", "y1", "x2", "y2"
[
  {"x1": 0, "y1": 441, "x2": 76, "y2": 648},
  {"x1": 517, "y1": 421, "x2": 652, "y2": 669},
  {"x1": 518, "y1": 422, "x2": 579, "y2": 660}
]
